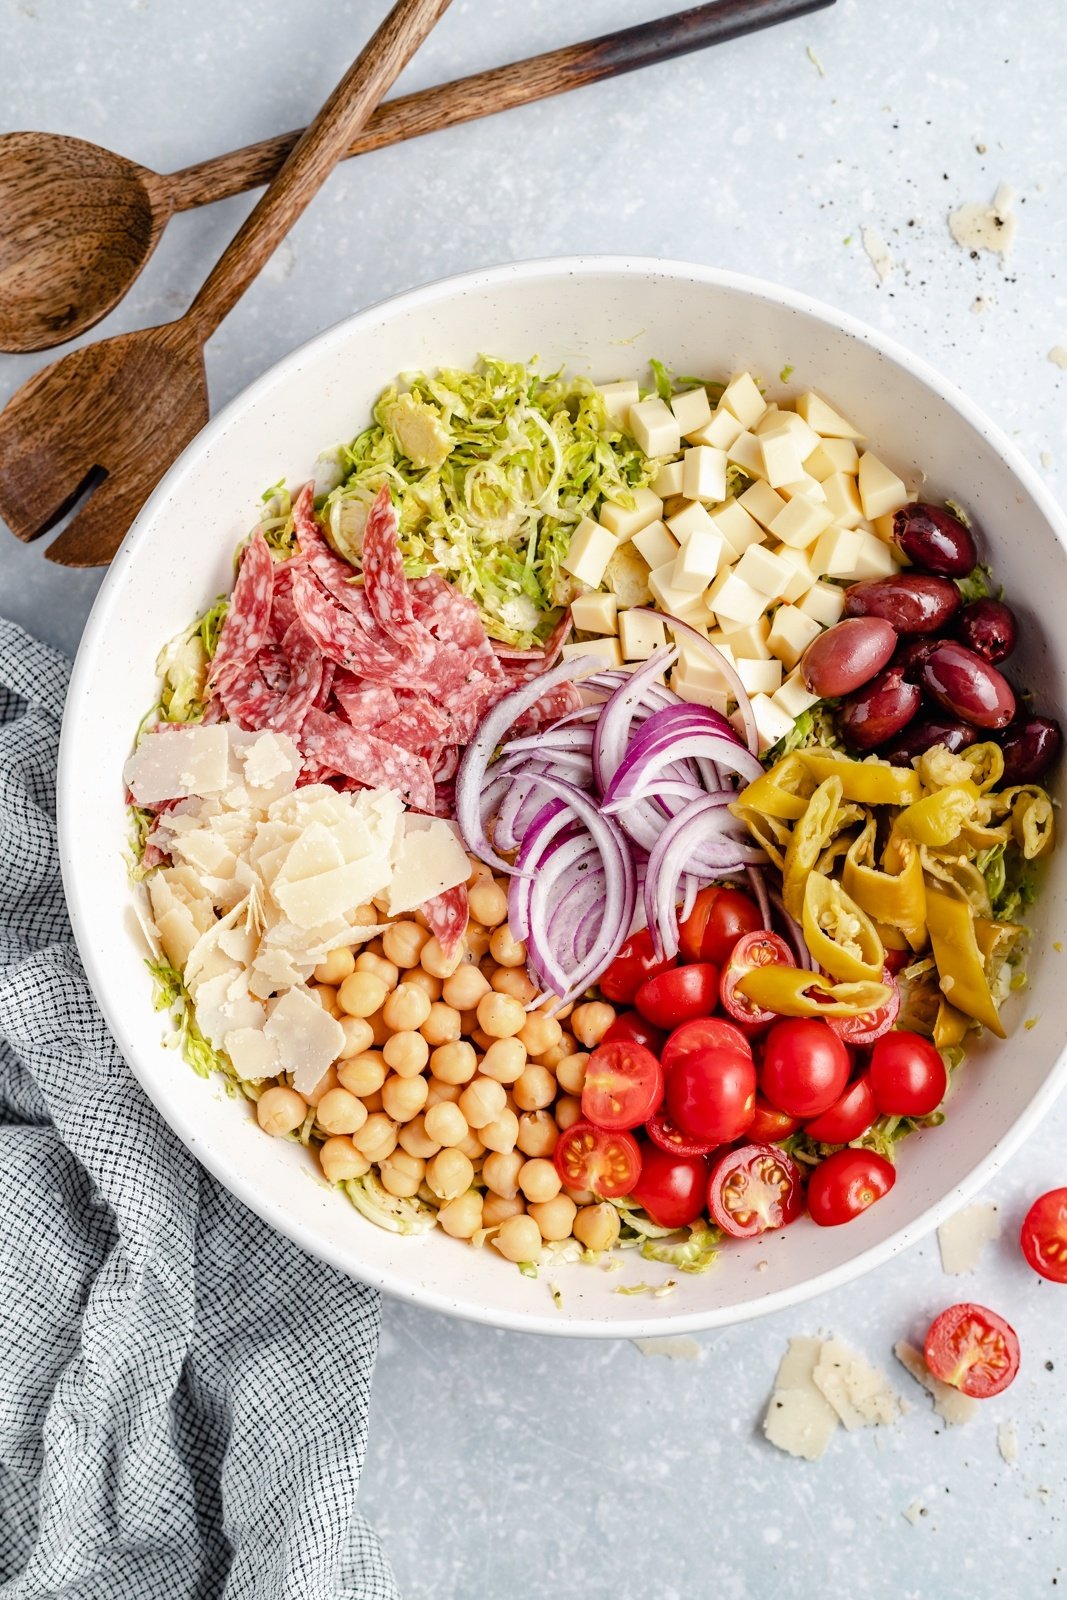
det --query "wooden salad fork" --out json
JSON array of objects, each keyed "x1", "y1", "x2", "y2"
[{"x1": 0, "y1": 0, "x2": 453, "y2": 569}]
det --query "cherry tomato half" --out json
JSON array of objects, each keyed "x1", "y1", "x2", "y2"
[
  {"x1": 827, "y1": 973, "x2": 901, "y2": 1045},
  {"x1": 631, "y1": 1146, "x2": 709, "y2": 1230},
  {"x1": 869, "y1": 1030, "x2": 947, "y2": 1117},
  {"x1": 635, "y1": 963, "x2": 720, "y2": 1029},
  {"x1": 678, "y1": 886, "x2": 763, "y2": 965},
  {"x1": 581, "y1": 1041, "x2": 664, "y2": 1132},
  {"x1": 665, "y1": 1046, "x2": 756, "y2": 1145},
  {"x1": 707, "y1": 1143, "x2": 803, "y2": 1239},
  {"x1": 806, "y1": 1148, "x2": 896, "y2": 1226},
  {"x1": 599, "y1": 928, "x2": 676, "y2": 1005},
  {"x1": 760, "y1": 1019, "x2": 851, "y2": 1119},
  {"x1": 660, "y1": 1016, "x2": 753, "y2": 1076},
  {"x1": 804, "y1": 1073, "x2": 877, "y2": 1145},
  {"x1": 748, "y1": 1095, "x2": 802, "y2": 1143},
  {"x1": 1020, "y1": 1188, "x2": 1067, "y2": 1284},
  {"x1": 924, "y1": 1302, "x2": 1020, "y2": 1398},
  {"x1": 720, "y1": 932, "x2": 795, "y2": 1025},
  {"x1": 645, "y1": 1111, "x2": 719, "y2": 1157},
  {"x1": 553, "y1": 1121, "x2": 641, "y2": 1199},
  {"x1": 602, "y1": 1011, "x2": 667, "y2": 1057}
]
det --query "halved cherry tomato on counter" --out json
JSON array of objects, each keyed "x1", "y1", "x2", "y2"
[
  {"x1": 602, "y1": 1011, "x2": 667, "y2": 1057},
  {"x1": 868, "y1": 1030, "x2": 947, "y2": 1116},
  {"x1": 806, "y1": 1148, "x2": 895, "y2": 1226},
  {"x1": 660, "y1": 1016, "x2": 753, "y2": 1076},
  {"x1": 635, "y1": 962, "x2": 719, "y2": 1029},
  {"x1": 631, "y1": 1146, "x2": 709, "y2": 1230},
  {"x1": 645, "y1": 1111, "x2": 718, "y2": 1158},
  {"x1": 720, "y1": 932, "x2": 795, "y2": 1025},
  {"x1": 827, "y1": 974, "x2": 900, "y2": 1045},
  {"x1": 678, "y1": 886, "x2": 763, "y2": 965},
  {"x1": 553, "y1": 1121, "x2": 641, "y2": 1199},
  {"x1": 581, "y1": 1041, "x2": 663, "y2": 1132},
  {"x1": 759, "y1": 1018, "x2": 851, "y2": 1119},
  {"x1": 924, "y1": 1302, "x2": 1020, "y2": 1398},
  {"x1": 803, "y1": 1073, "x2": 877, "y2": 1145},
  {"x1": 1020, "y1": 1188, "x2": 1067, "y2": 1284},
  {"x1": 665, "y1": 1046, "x2": 756, "y2": 1145},
  {"x1": 747, "y1": 1096, "x2": 802, "y2": 1143},
  {"x1": 707, "y1": 1143, "x2": 803, "y2": 1239},
  {"x1": 598, "y1": 928, "x2": 676, "y2": 1005}
]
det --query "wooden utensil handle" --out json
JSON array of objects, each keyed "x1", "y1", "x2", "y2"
[
  {"x1": 184, "y1": 0, "x2": 452, "y2": 340},
  {"x1": 167, "y1": 0, "x2": 835, "y2": 213}
]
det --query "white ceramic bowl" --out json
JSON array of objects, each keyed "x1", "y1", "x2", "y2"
[{"x1": 59, "y1": 257, "x2": 1067, "y2": 1337}]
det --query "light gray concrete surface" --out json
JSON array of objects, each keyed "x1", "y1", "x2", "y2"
[{"x1": 4, "y1": 2, "x2": 1066, "y2": 1595}]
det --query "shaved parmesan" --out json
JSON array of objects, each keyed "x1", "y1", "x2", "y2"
[
  {"x1": 937, "y1": 1201, "x2": 1002, "y2": 1275},
  {"x1": 763, "y1": 1337, "x2": 840, "y2": 1460},
  {"x1": 813, "y1": 1338, "x2": 901, "y2": 1430},
  {"x1": 265, "y1": 987, "x2": 345, "y2": 1095},
  {"x1": 224, "y1": 1027, "x2": 280, "y2": 1081},
  {"x1": 386, "y1": 816, "x2": 470, "y2": 915},
  {"x1": 124, "y1": 725, "x2": 233, "y2": 805},
  {"x1": 894, "y1": 1341, "x2": 979, "y2": 1426}
]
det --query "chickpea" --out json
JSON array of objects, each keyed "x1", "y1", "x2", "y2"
[
  {"x1": 353, "y1": 903, "x2": 381, "y2": 926},
  {"x1": 442, "y1": 963, "x2": 492, "y2": 1012},
  {"x1": 382, "y1": 920, "x2": 430, "y2": 969},
  {"x1": 438, "y1": 1189, "x2": 484, "y2": 1240},
  {"x1": 528, "y1": 1194, "x2": 577, "y2": 1243},
  {"x1": 319, "y1": 1137, "x2": 371, "y2": 1184},
  {"x1": 489, "y1": 923, "x2": 527, "y2": 968},
  {"x1": 337, "y1": 1016, "x2": 375, "y2": 1061},
  {"x1": 458, "y1": 1076, "x2": 507, "y2": 1130},
  {"x1": 483, "y1": 1149, "x2": 524, "y2": 1200},
  {"x1": 426, "y1": 1148, "x2": 475, "y2": 1201},
  {"x1": 256, "y1": 1086, "x2": 306, "y2": 1137},
  {"x1": 519, "y1": 1158, "x2": 562, "y2": 1204},
  {"x1": 570, "y1": 1001, "x2": 617, "y2": 1048},
  {"x1": 554, "y1": 1052, "x2": 590, "y2": 1096},
  {"x1": 351, "y1": 1112, "x2": 398, "y2": 1162},
  {"x1": 382, "y1": 1029, "x2": 429, "y2": 1078},
  {"x1": 518, "y1": 1013, "x2": 563, "y2": 1059},
  {"x1": 381, "y1": 1073, "x2": 429, "y2": 1123},
  {"x1": 574, "y1": 1202, "x2": 620, "y2": 1252},
  {"x1": 477, "y1": 991, "x2": 526, "y2": 1040},
  {"x1": 470, "y1": 1028, "x2": 497, "y2": 1053},
  {"x1": 429, "y1": 1040, "x2": 478, "y2": 1086},
  {"x1": 382, "y1": 982, "x2": 432, "y2": 1033},
  {"x1": 466, "y1": 855, "x2": 493, "y2": 887},
  {"x1": 366, "y1": 1009, "x2": 392, "y2": 1048},
  {"x1": 302, "y1": 1065, "x2": 338, "y2": 1109},
  {"x1": 362, "y1": 1090, "x2": 384, "y2": 1114},
  {"x1": 355, "y1": 950, "x2": 399, "y2": 990},
  {"x1": 314, "y1": 947, "x2": 355, "y2": 986},
  {"x1": 313, "y1": 983, "x2": 339, "y2": 1015},
  {"x1": 420, "y1": 1002, "x2": 462, "y2": 1047},
  {"x1": 455, "y1": 1130, "x2": 485, "y2": 1162},
  {"x1": 516, "y1": 1111, "x2": 558, "y2": 1159},
  {"x1": 494, "y1": 1213, "x2": 543, "y2": 1263},
  {"x1": 555, "y1": 1094, "x2": 583, "y2": 1131},
  {"x1": 464, "y1": 922, "x2": 493, "y2": 962},
  {"x1": 479, "y1": 1037, "x2": 527, "y2": 1085},
  {"x1": 380, "y1": 1150, "x2": 426, "y2": 1199},
  {"x1": 458, "y1": 1009, "x2": 481, "y2": 1037},
  {"x1": 491, "y1": 966, "x2": 539, "y2": 1006},
  {"x1": 424, "y1": 1077, "x2": 462, "y2": 1108},
  {"x1": 338, "y1": 971, "x2": 388, "y2": 1019},
  {"x1": 423, "y1": 1101, "x2": 469, "y2": 1148},
  {"x1": 316, "y1": 1087, "x2": 369, "y2": 1137},
  {"x1": 513, "y1": 1064, "x2": 557, "y2": 1112},
  {"x1": 405, "y1": 968, "x2": 443, "y2": 1002},
  {"x1": 536, "y1": 1033, "x2": 576, "y2": 1070},
  {"x1": 564, "y1": 1186, "x2": 596, "y2": 1206},
  {"x1": 421, "y1": 935, "x2": 464, "y2": 979},
  {"x1": 398, "y1": 1113, "x2": 441, "y2": 1160},
  {"x1": 467, "y1": 879, "x2": 508, "y2": 928},
  {"x1": 480, "y1": 1107, "x2": 519, "y2": 1155},
  {"x1": 482, "y1": 1192, "x2": 526, "y2": 1227},
  {"x1": 337, "y1": 1051, "x2": 387, "y2": 1098}
]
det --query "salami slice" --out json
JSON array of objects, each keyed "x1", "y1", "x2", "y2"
[
  {"x1": 411, "y1": 573, "x2": 505, "y2": 684},
  {"x1": 256, "y1": 641, "x2": 291, "y2": 694},
  {"x1": 257, "y1": 620, "x2": 323, "y2": 737},
  {"x1": 209, "y1": 532, "x2": 273, "y2": 684},
  {"x1": 215, "y1": 660, "x2": 275, "y2": 730},
  {"x1": 375, "y1": 698, "x2": 452, "y2": 756},
  {"x1": 361, "y1": 486, "x2": 422, "y2": 644},
  {"x1": 270, "y1": 563, "x2": 300, "y2": 641},
  {"x1": 510, "y1": 679, "x2": 584, "y2": 735},
  {"x1": 299, "y1": 707, "x2": 436, "y2": 813},
  {"x1": 292, "y1": 569, "x2": 406, "y2": 681},
  {"x1": 332, "y1": 670, "x2": 400, "y2": 728},
  {"x1": 493, "y1": 609, "x2": 573, "y2": 681},
  {"x1": 423, "y1": 883, "x2": 469, "y2": 961}
]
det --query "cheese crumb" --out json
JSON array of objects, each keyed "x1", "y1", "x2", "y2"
[
  {"x1": 997, "y1": 1420, "x2": 1019, "y2": 1465},
  {"x1": 861, "y1": 227, "x2": 894, "y2": 283},
  {"x1": 949, "y1": 184, "x2": 1017, "y2": 260},
  {"x1": 1048, "y1": 346, "x2": 1067, "y2": 371},
  {"x1": 902, "y1": 1500, "x2": 926, "y2": 1527},
  {"x1": 937, "y1": 1201, "x2": 1002, "y2": 1275},
  {"x1": 894, "y1": 1340, "x2": 979, "y2": 1426}
]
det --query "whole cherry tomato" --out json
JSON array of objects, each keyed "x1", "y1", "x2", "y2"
[
  {"x1": 869, "y1": 1031, "x2": 947, "y2": 1117},
  {"x1": 660, "y1": 1016, "x2": 752, "y2": 1076},
  {"x1": 631, "y1": 1146, "x2": 709, "y2": 1230},
  {"x1": 807, "y1": 1148, "x2": 896, "y2": 1226},
  {"x1": 747, "y1": 1096, "x2": 803, "y2": 1143},
  {"x1": 665, "y1": 1046, "x2": 756, "y2": 1145},
  {"x1": 601, "y1": 1011, "x2": 667, "y2": 1057},
  {"x1": 678, "y1": 886, "x2": 763, "y2": 965},
  {"x1": 759, "y1": 1019, "x2": 851, "y2": 1119},
  {"x1": 803, "y1": 1073, "x2": 877, "y2": 1145},
  {"x1": 635, "y1": 963, "x2": 720, "y2": 1029},
  {"x1": 598, "y1": 928, "x2": 676, "y2": 1005}
]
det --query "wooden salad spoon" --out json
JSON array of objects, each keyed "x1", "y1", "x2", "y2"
[
  {"x1": 0, "y1": 0, "x2": 453, "y2": 569},
  {"x1": 0, "y1": 0, "x2": 834, "y2": 354}
]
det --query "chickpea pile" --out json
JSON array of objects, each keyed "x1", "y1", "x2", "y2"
[{"x1": 255, "y1": 857, "x2": 624, "y2": 1264}]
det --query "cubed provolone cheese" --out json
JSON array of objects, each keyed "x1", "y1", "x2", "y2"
[
  {"x1": 666, "y1": 500, "x2": 718, "y2": 545},
  {"x1": 705, "y1": 569, "x2": 767, "y2": 627},
  {"x1": 619, "y1": 609, "x2": 667, "y2": 660},
  {"x1": 627, "y1": 397, "x2": 681, "y2": 457},
  {"x1": 687, "y1": 407, "x2": 745, "y2": 451},
  {"x1": 632, "y1": 519, "x2": 680, "y2": 572},
  {"x1": 811, "y1": 525, "x2": 865, "y2": 580},
  {"x1": 708, "y1": 497, "x2": 766, "y2": 559},
  {"x1": 804, "y1": 437, "x2": 860, "y2": 480},
  {"x1": 796, "y1": 390, "x2": 864, "y2": 440},
  {"x1": 651, "y1": 459, "x2": 685, "y2": 499},
  {"x1": 772, "y1": 668, "x2": 821, "y2": 720},
  {"x1": 823, "y1": 471, "x2": 866, "y2": 528},
  {"x1": 647, "y1": 563, "x2": 709, "y2": 619},
  {"x1": 772, "y1": 544, "x2": 817, "y2": 603},
  {"x1": 758, "y1": 428, "x2": 807, "y2": 489},
  {"x1": 797, "y1": 580, "x2": 846, "y2": 627},
  {"x1": 559, "y1": 638, "x2": 623, "y2": 675},
  {"x1": 857, "y1": 451, "x2": 908, "y2": 520},
  {"x1": 598, "y1": 378, "x2": 640, "y2": 422},
  {"x1": 750, "y1": 692, "x2": 798, "y2": 754},
  {"x1": 719, "y1": 617, "x2": 772, "y2": 660},
  {"x1": 736, "y1": 657, "x2": 783, "y2": 695},
  {"x1": 670, "y1": 673, "x2": 729, "y2": 714},
  {"x1": 738, "y1": 480, "x2": 787, "y2": 530},
  {"x1": 849, "y1": 529, "x2": 898, "y2": 579},
  {"x1": 673, "y1": 529, "x2": 724, "y2": 592},
  {"x1": 720, "y1": 371, "x2": 767, "y2": 429},
  {"x1": 734, "y1": 543, "x2": 793, "y2": 602},
  {"x1": 760, "y1": 408, "x2": 820, "y2": 460},
  {"x1": 571, "y1": 591, "x2": 619, "y2": 634},
  {"x1": 726, "y1": 431, "x2": 765, "y2": 477},
  {"x1": 768, "y1": 604, "x2": 822, "y2": 669},
  {"x1": 598, "y1": 486, "x2": 663, "y2": 541},
  {"x1": 682, "y1": 444, "x2": 728, "y2": 504},
  {"x1": 769, "y1": 493, "x2": 834, "y2": 550},
  {"x1": 561, "y1": 517, "x2": 619, "y2": 588},
  {"x1": 670, "y1": 385, "x2": 712, "y2": 438}
]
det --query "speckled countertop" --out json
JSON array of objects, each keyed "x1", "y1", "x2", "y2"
[{"x1": 3, "y1": 1, "x2": 1066, "y2": 1594}]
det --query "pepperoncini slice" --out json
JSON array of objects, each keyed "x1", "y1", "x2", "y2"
[
  {"x1": 737, "y1": 965, "x2": 893, "y2": 1018},
  {"x1": 920, "y1": 847, "x2": 992, "y2": 918},
  {"x1": 732, "y1": 807, "x2": 790, "y2": 872},
  {"x1": 1007, "y1": 787, "x2": 1055, "y2": 860},
  {"x1": 802, "y1": 872, "x2": 885, "y2": 983},
  {"x1": 797, "y1": 750, "x2": 922, "y2": 806},
  {"x1": 924, "y1": 883, "x2": 1005, "y2": 1037},
  {"x1": 734, "y1": 754, "x2": 816, "y2": 822},
  {"x1": 933, "y1": 999, "x2": 971, "y2": 1051},
  {"x1": 892, "y1": 784, "x2": 979, "y2": 848},
  {"x1": 843, "y1": 819, "x2": 927, "y2": 949},
  {"x1": 782, "y1": 776, "x2": 843, "y2": 922}
]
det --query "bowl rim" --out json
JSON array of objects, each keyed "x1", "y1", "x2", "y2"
[{"x1": 57, "y1": 253, "x2": 1067, "y2": 1337}]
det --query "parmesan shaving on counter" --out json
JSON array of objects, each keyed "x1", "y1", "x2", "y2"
[
  {"x1": 894, "y1": 1340, "x2": 978, "y2": 1426},
  {"x1": 763, "y1": 1335, "x2": 901, "y2": 1459},
  {"x1": 937, "y1": 1201, "x2": 1002, "y2": 1275}
]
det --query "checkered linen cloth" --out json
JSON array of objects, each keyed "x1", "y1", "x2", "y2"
[{"x1": 0, "y1": 619, "x2": 399, "y2": 1600}]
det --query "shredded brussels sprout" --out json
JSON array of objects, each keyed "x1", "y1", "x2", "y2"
[
  {"x1": 640, "y1": 1220, "x2": 720, "y2": 1275},
  {"x1": 146, "y1": 958, "x2": 232, "y2": 1083},
  {"x1": 343, "y1": 1172, "x2": 437, "y2": 1234}
]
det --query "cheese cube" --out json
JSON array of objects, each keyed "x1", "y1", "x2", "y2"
[
  {"x1": 772, "y1": 544, "x2": 818, "y2": 603},
  {"x1": 677, "y1": 633, "x2": 733, "y2": 688},
  {"x1": 708, "y1": 497, "x2": 766, "y2": 559},
  {"x1": 738, "y1": 480, "x2": 787, "y2": 530},
  {"x1": 779, "y1": 473, "x2": 828, "y2": 504},
  {"x1": 651, "y1": 460, "x2": 685, "y2": 499},
  {"x1": 850, "y1": 529, "x2": 899, "y2": 579},
  {"x1": 673, "y1": 529, "x2": 725, "y2": 592},
  {"x1": 670, "y1": 386, "x2": 712, "y2": 438},
  {"x1": 682, "y1": 445, "x2": 728, "y2": 504},
  {"x1": 598, "y1": 486, "x2": 663, "y2": 541},
  {"x1": 618, "y1": 609, "x2": 667, "y2": 660},
  {"x1": 798, "y1": 580, "x2": 846, "y2": 627},
  {"x1": 720, "y1": 372, "x2": 767, "y2": 429},
  {"x1": 737, "y1": 657, "x2": 783, "y2": 695},
  {"x1": 648, "y1": 563, "x2": 709, "y2": 619},
  {"x1": 632, "y1": 519, "x2": 680, "y2": 571},
  {"x1": 811, "y1": 526, "x2": 865, "y2": 580},
  {"x1": 687, "y1": 407, "x2": 745, "y2": 450},
  {"x1": 770, "y1": 493, "x2": 834, "y2": 550},
  {"x1": 753, "y1": 404, "x2": 781, "y2": 435},
  {"x1": 571, "y1": 591, "x2": 619, "y2": 635},
  {"x1": 706, "y1": 568, "x2": 768, "y2": 627},
  {"x1": 773, "y1": 668, "x2": 822, "y2": 720},
  {"x1": 719, "y1": 617, "x2": 772, "y2": 660},
  {"x1": 804, "y1": 438, "x2": 860, "y2": 480},
  {"x1": 671, "y1": 673, "x2": 729, "y2": 715},
  {"x1": 561, "y1": 517, "x2": 618, "y2": 588},
  {"x1": 628, "y1": 397, "x2": 681, "y2": 457},
  {"x1": 750, "y1": 693, "x2": 796, "y2": 754},
  {"x1": 666, "y1": 500, "x2": 718, "y2": 544},
  {"x1": 759, "y1": 428, "x2": 807, "y2": 489},
  {"x1": 858, "y1": 451, "x2": 908, "y2": 520},
  {"x1": 560, "y1": 638, "x2": 623, "y2": 675},
  {"x1": 768, "y1": 605, "x2": 822, "y2": 670},
  {"x1": 822, "y1": 471, "x2": 866, "y2": 528},
  {"x1": 734, "y1": 543, "x2": 794, "y2": 602},
  {"x1": 796, "y1": 390, "x2": 864, "y2": 440},
  {"x1": 726, "y1": 431, "x2": 765, "y2": 477},
  {"x1": 598, "y1": 379, "x2": 640, "y2": 423},
  {"x1": 759, "y1": 409, "x2": 821, "y2": 460}
]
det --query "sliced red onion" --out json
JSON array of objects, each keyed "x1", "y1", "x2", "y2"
[
  {"x1": 591, "y1": 647, "x2": 679, "y2": 794},
  {"x1": 643, "y1": 796, "x2": 748, "y2": 959},
  {"x1": 769, "y1": 886, "x2": 815, "y2": 970},
  {"x1": 747, "y1": 865, "x2": 772, "y2": 931},
  {"x1": 635, "y1": 607, "x2": 758, "y2": 758}
]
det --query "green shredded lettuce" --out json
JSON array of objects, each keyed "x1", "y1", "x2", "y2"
[
  {"x1": 649, "y1": 358, "x2": 673, "y2": 402},
  {"x1": 615, "y1": 1279, "x2": 678, "y2": 1298},
  {"x1": 779, "y1": 363, "x2": 795, "y2": 383},
  {"x1": 146, "y1": 958, "x2": 229, "y2": 1082},
  {"x1": 640, "y1": 1219, "x2": 720, "y2": 1275},
  {"x1": 517, "y1": 1260, "x2": 539, "y2": 1279},
  {"x1": 765, "y1": 700, "x2": 841, "y2": 765},
  {"x1": 258, "y1": 481, "x2": 296, "y2": 556},
  {"x1": 955, "y1": 562, "x2": 996, "y2": 603},
  {"x1": 978, "y1": 839, "x2": 1039, "y2": 922},
  {"x1": 155, "y1": 595, "x2": 229, "y2": 727}
]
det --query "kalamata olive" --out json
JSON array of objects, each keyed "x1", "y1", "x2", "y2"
[
  {"x1": 880, "y1": 718, "x2": 979, "y2": 766},
  {"x1": 801, "y1": 617, "x2": 898, "y2": 698},
  {"x1": 844, "y1": 574, "x2": 960, "y2": 634},
  {"x1": 839, "y1": 666, "x2": 922, "y2": 751},
  {"x1": 955, "y1": 597, "x2": 1018, "y2": 664},
  {"x1": 893, "y1": 502, "x2": 978, "y2": 577},
  {"x1": 893, "y1": 636, "x2": 942, "y2": 682},
  {"x1": 921, "y1": 641, "x2": 1016, "y2": 729},
  {"x1": 998, "y1": 716, "x2": 1063, "y2": 784}
]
